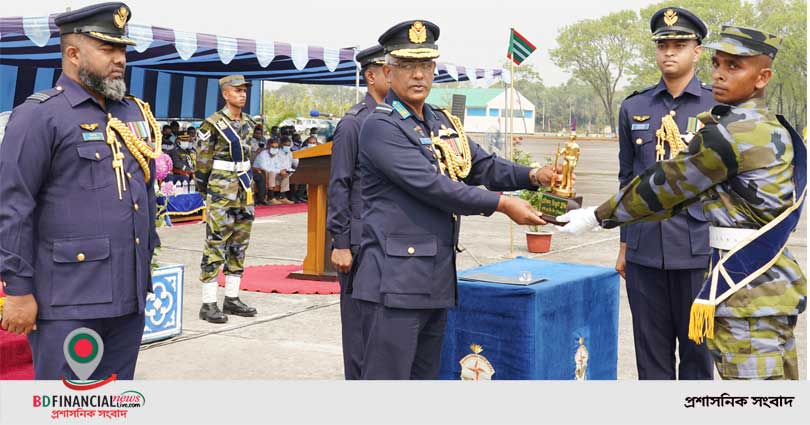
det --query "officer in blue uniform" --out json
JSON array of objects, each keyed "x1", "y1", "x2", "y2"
[
  {"x1": 354, "y1": 20, "x2": 558, "y2": 380},
  {"x1": 326, "y1": 44, "x2": 388, "y2": 380},
  {"x1": 615, "y1": 7, "x2": 715, "y2": 379},
  {"x1": 0, "y1": 2, "x2": 159, "y2": 380}
]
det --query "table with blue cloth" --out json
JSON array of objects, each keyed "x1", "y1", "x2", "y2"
[
  {"x1": 156, "y1": 192, "x2": 205, "y2": 223},
  {"x1": 439, "y1": 257, "x2": 620, "y2": 380}
]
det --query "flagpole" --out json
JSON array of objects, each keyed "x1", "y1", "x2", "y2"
[{"x1": 508, "y1": 30, "x2": 516, "y2": 259}]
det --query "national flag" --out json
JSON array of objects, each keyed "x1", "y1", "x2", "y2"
[{"x1": 506, "y1": 28, "x2": 537, "y2": 65}]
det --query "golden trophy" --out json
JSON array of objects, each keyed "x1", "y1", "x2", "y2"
[{"x1": 539, "y1": 120, "x2": 583, "y2": 225}]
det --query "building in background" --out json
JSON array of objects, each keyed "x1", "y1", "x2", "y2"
[{"x1": 426, "y1": 88, "x2": 535, "y2": 134}]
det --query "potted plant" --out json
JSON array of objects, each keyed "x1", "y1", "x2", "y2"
[{"x1": 513, "y1": 149, "x2": 553, "y2": 253}]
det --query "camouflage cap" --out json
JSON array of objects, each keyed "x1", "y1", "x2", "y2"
[
  {"x1": 705, "y1": 26, "x2": 782, "y2": 59},
  {"x1": 219, "y1": 75, "x2": 252, "y2": 88}
]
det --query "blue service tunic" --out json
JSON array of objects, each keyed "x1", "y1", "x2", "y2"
[
  {"x1": 353, "y1": 90, "x2": 536, "y2": 310},
  {"x1": 327, "y1": 92, "x2": 378, "y2": 249},
  {"x1": 618, "y1": 75, "x2": 717, "y2": 269},
  {"x1": 0, "y1": 73, "x2": 158, "y2": 320}
]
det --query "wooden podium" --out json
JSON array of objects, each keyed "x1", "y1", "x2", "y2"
[{"x1": 288, "y1": 143, "x2": 337, "y2": 281}]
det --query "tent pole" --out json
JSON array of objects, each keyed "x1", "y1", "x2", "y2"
[{"x1": 355, "y1": 48, "x2": 360, "y2": 104}]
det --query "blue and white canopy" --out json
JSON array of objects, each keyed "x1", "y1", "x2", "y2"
[{"x1": 0, "y1": 15, "x2": 504, "y2": 118}]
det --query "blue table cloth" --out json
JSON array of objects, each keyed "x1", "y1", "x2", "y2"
[
  {"x1": 157, "y1": 192, "x2": 205, "y2": 221},
  {"x1": 439, "y1": 257, "x2": 620, "y2": 380}
]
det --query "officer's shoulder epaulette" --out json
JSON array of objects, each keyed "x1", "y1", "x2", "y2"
[
  {"x1": 700, "y1": 82, "x2": 713, "y2": 91},
  {"x1": 345, "y1": 102, "x2": 366, "y2": 116},
  {"x1": 25, "y1": 87, "x2": 63, "y2": 104},
  {"x1": 374, "y1": 103, "x2": 394, "y2": 115},
  {"x1": 623, "y1": 85, "x2": 655, "y2": 101}
]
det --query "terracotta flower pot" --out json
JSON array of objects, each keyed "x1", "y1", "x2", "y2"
[{"x1": 525, "y1": 231, "x2": 552, "y2": 253}]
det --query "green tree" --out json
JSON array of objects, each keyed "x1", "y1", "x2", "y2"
[
  {"x1": 550, "y1": 10, "x2": 639, "y2": 133},
  {"x1": 757, "y1": 0, "x2": 807, "y2": 131},
  {"x1": 629, "y1": 0, "x2": 756, "y2": 89}
]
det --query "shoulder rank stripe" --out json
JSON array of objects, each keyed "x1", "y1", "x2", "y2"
[
  {"x1": 375, "y1": 103, "x2": 394, "y2": 114},
  {"x1": 391, "y1": 101, "x2": 411, "y2": 119}
]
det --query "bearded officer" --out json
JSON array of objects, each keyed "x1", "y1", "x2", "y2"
[
  {"x1": 194, "y1": 75, "x2": 258, "y2": 323},
  {"x1": 354, "y1": 20, "x2": 559, "y2": 379},
  {"x1": 0, "y1": 2, "x2": 160, "y2": 379},
  {"x1": 327, "y1": 44, "x2": 389, "y2": 380}
]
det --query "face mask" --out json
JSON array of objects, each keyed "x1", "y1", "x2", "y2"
[
  {"x1": 282, "y1": 146, "x2": 291, "y2": 153},
  {"x1": 180, "y1": 142, "x2": 192, "y2": 150},
  {"x1": 269, "y1": 148, "x2": 279, "y2": 155},
  {"x1": 307, "y1": 144, "x2": 317, "y2": 148}
]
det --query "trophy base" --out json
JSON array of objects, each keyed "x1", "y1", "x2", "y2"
[{"x1": 539, "y1": 192, "x2": 583, "y2": 226}]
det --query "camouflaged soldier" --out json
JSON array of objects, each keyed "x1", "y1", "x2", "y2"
[
  {"x1": 559, "y1": 26, "x2": 806, "y2": 380},
  {"x1": 194, "y1": 75, "x2": 258, "y2": 323}
]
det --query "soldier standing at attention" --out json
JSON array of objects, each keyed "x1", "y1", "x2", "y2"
[
  {"x1": 0, "y1": 2, "x2": 160, "y2": 379},
  {"x1": 327, "y1": 45, "x2": 389, "y2": 380},
  {"x1": 195, "y1": 75, "x2": 258, "y2": 323},
  {"x1": 615, "y1": 7, "x2": 715, "y2": 380},
  {"x1": 560, "y1": 26, "x2": 806, "y2": 380},
  {"x1": 354, "y1": 20, "x2": 560, "y2": 379}
]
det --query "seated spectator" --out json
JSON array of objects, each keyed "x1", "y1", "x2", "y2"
[
  {"x1": 248, "y1": 126, "x2": 267, "y2": 158},
  {"x1": 170, "y1": 120, "x2": 181, "y2": 139},
  {"x1": 277, "y1": 137, "x2": 301, "y2": 203},
  {"x1": 161, "y1": 125, "x2": 176, "y2": 150},
  {"x1": 186, "y1": 126, "x2": 198, "y2": 147},
  {"x1": 303, "y1": 136, "x2": 318, "y2": 149},
  {"x1": 168, "y1": 136, "x2": 196, "y2": 187},
  {"x1": 253, "y1": 139, "x2": 293, "y2": 205},
  {"x1": 290, "y1": 133, "x2": 303, "y2": 151}
]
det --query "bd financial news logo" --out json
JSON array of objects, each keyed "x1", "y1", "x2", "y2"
[{"x1": 32, "y1": 328, "x2": 146, "y2": 420}]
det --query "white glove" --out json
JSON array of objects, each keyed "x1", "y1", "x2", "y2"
[{"x1": 555, "y1": 206, "x2": 600, "y2": 235}]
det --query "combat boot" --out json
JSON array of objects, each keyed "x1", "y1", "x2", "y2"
[
  {"x1": 223, "y1": 297, "x2": 258, "y2": 317},
  {"x1": 199, "y1": 302, "x2": 228, "y2": 323}
]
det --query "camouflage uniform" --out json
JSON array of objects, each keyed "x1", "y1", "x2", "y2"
[
  {"x1": 195, "y1": 107, "x2": 256, "y2": 283},
  {"x1": 591, "y1": 26, "x2": 806, "y2": 380}
]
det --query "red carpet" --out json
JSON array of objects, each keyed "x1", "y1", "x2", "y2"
[
  {"x1": 0, "y1": 331, "x2": 34, "y2": 380},
  {"x1": 217, "y1": 264, "x2": 339, "y2": 294},
  {"x1": 254, "y1": 202, "x2": 308, "y2": 219},
  {"x1": 0, "y1": 285, "x2": 35, "y2": 380},
  {"x1": 171, "y1": 202, "x2": 307, "y2": 226}
]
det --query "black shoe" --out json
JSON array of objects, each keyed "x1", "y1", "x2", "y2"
[
  {"x1": 223, "y1": 297, "x2": 258, "y2": 317},
  {"x1": 199, "y1": 302, "x2": 228, "y2": 323}
]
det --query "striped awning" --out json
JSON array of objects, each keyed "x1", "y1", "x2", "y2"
[{"x1": 0, "y1": 15, "x2": 504, "y2": 118}]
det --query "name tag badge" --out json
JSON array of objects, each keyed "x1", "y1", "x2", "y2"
[
  {"x1": 631, "y1": 123, "x2": 650, "y2": 131},
  {"x1": 82, "y1": 132, "x2": 105, "y2": 142},
  {"x1": 419, "y1": 137, "x2": 433, "y2": 145}
]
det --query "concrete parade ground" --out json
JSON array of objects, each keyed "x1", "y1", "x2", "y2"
[{"x1": 136, "y1": 136, "x2": 806, "y2": 380}]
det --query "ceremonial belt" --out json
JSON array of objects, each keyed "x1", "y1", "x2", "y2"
[
  {"x1": 708, "y1": 226, "x2": 757, "y2": 251},
  {"x1": 689, "y1": 115, "x2": 807, "y2": 344},
  {"x1": 208, "y1": 117, "x2": 253, "y2": 192},
  {"x1": 213, "y1": 160, "x2": 251, "y2": 173}
]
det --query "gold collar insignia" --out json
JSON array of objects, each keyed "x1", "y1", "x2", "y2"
[
  {"x1": 632, "y1": 115, "x2": 650, "y2": 122},
  {"x1": 409, "y1": 21, "x2": 427, "y2": 44},
  {"x1": 80, "y1": 123, "x2": 99, "y2": 131},
  {"x1": 663, "y1": 9, "x2": 678, "y2": 26}
]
